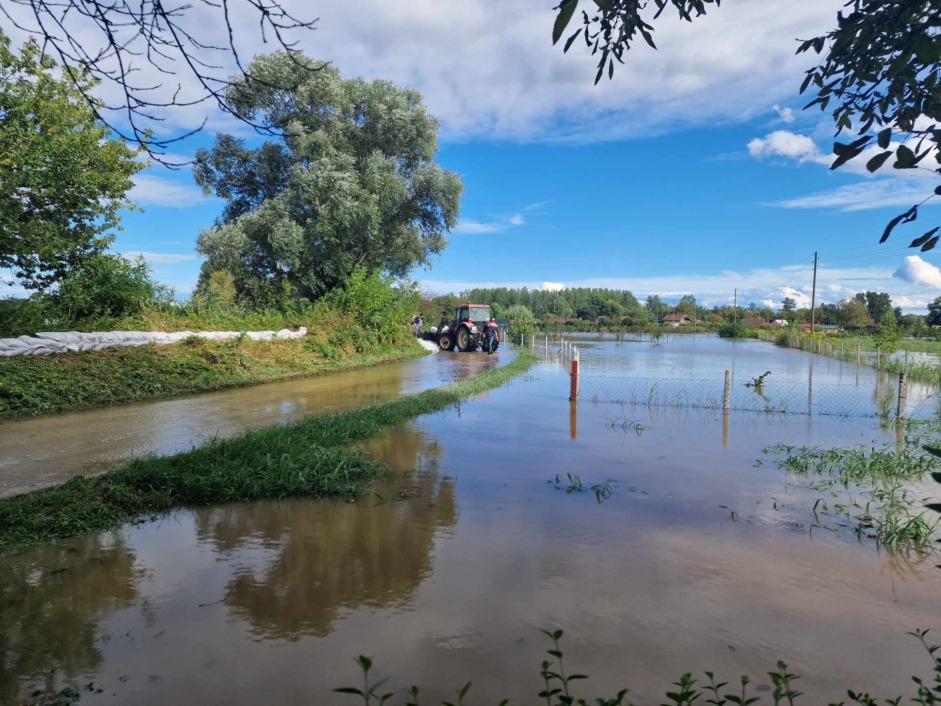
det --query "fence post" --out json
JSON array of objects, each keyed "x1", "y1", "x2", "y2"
[
  {"x1": 569, "y1": 353, "x2": 579, "y2": 401},
  {"x1": 904, "y1": 350, "x2": 909, "y2": 374},
  {"x1": 856, "y1": 343, "x2": 860, "y2": 366},
  {"x1": 723, "y1": 370, "x2": 731, "y2": 412},
  {"x1": 897, "y1": 372, "x2": 907, "y2": 420}
]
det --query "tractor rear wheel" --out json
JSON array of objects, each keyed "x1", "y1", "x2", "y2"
[
  {"x1": 438, "y1": 333, "x2": 455, "y2": 351},
  {"x1": 457, "y1": 327, "x2": 475, "y2": 352}
]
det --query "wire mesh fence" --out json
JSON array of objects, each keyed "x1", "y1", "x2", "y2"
[
  {"x1": 548, "y1": 339, "x2": 941, "y2": 420},
  {"x1": 573, "y1": 374, "x2": 940, "y2": 419}
]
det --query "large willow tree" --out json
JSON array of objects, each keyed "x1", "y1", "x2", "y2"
[{"x1": 193, "y1": 54, "x2": 463, "y2": 306}]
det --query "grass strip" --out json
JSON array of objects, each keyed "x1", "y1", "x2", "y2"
[
  {"x1": 0, "y1": 338, "x2": 426, "y2": 418},
  {"x1": 0, "y1": 351, "x2": 537, "y2": 550}
]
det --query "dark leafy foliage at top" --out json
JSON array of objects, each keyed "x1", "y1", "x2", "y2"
[{"x1": 553, "y1": 0, "x2": 940, "y2": 249}]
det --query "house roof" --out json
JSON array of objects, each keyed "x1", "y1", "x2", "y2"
[{"x1": 663, "y1": 313, "x2": 690, "y2": 321}]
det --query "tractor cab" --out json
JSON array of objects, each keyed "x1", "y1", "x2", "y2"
[{"x1": 455, "y1": 305, "x2": 491, "y2": 327}]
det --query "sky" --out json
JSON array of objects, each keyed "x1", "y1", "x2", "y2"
[{"x1": 4, "y1": 0, "x2": 941, "y2": 312}]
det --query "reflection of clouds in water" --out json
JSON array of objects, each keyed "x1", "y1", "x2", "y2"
[{"x1": 0, "y1": 533, "x2": 141, "y2": 703}]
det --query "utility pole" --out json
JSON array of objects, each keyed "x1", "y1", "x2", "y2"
[{"x1": 810, "y1": 251, "x2": 818, "y2": 332}]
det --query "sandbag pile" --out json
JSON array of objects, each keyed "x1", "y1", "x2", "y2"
[
  {"x1": 0, "y1": 328, "x2": 308, "y2": 358},
  {"x1": 416, "y1": 338, "x2": 439, "y2": 354}
]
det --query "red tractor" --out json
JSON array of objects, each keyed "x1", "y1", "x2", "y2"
[{"x1": 427, "y1": 304, "x2": 498, "y2": 352}]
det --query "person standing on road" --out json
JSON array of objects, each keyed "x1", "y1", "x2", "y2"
[{"x1": 485, "y1": 317, "x2": 499, "y2": 355}]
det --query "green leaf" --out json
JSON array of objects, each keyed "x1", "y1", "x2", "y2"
[
  {"x1": 894, "y1": 144, "x2": 916, "y2": 169},
  {"x1": 563, "y1": 30, "x2": 580, "y2": 53},
  {"x1": 877, "y1": 127, "x2": 892, "y2": 149},
  {"x1": 553, "y1": 0, "x2": 579, "y2": 45},
  {"x1": 866, "y1": 151, "x2": 892, "y2": 173},
  {"x1": 921, "y1": 235, "x2": 939, "y2": 253},
  {"x1": 926, "y1": 503, "x2": 941, "y2": 513},
  {"x1": 935, "y1": 185, "x2": 941, "y2": 196},
  {"x1": 831, "y1": 135, "x2": 871, "y2": 170},
  {"x1": 910, "y1": 228, "x2": 939, "y2": 248},
  {"x1": 880, "y1": 205, "x2": 917, "y2": 243}
]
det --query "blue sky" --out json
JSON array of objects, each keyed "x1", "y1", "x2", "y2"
[{"x1": 5, "y1": 0, "x2": 940, "y2": 312}]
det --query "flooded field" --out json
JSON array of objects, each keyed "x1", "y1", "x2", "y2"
[
  {"x1": 0, "y1": 351, "x2": 500, "y2": 498},
  {"x1": 2, "y1": 335, "x2": 941, "y2": 704}
]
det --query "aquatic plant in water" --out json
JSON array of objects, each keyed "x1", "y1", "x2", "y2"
[
  {"x1": 336, "y1": 628, "x2": 941, "y2": 705},
  {"x1": 763, "y1": 423, "x2": 941, "y2": 550},
  {"x1": 549, "y1": 474, "x2": 613, "y2": 503}
]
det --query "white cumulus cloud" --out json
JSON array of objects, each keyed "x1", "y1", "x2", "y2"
[
  {"x1": 541, "y1": 282, "x2": 565, "y2": 292},
  {"x1": 772, "y1": 105, "x2": 795, "y2": 124},
  {"x1": 894, "y1": 256, "x2": 941, "y2": 289},
  {"x1": 747, "y1": 130, "x2": 827, "y2": 164}
]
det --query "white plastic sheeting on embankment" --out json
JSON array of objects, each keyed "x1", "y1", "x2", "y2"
[
  {"x1": 0, "y1": 328, "x2": 308, "y2": 358},
  {"x1": 416, "y1": 338, "x2": 439, "y2": 354}
]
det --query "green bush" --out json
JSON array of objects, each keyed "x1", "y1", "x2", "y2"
[
  {"x1": 51, "y1": 254, "x2": 170, "y2": 320},
  {"x1": 718, "y1": 322, "x2": 751, "y2": 339},
  {"x1": 326, "y1": 268, "x2": 418, "y2": 346}
]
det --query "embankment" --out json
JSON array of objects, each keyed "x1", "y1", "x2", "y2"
[{"x1": 0, "y1": 336, "x2": 428, "y2": 418}]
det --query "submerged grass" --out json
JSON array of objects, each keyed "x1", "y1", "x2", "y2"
[
  {"x1": 0, "y1": 351, "x2": 537, "y2": 550},
  {"x1": 764, "y1": 422, "x2": 941, "y2": 550}
]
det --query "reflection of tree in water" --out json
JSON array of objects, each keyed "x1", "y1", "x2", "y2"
[
  {"x1": 192, "y1": 426, "x2": 456, "y2": 640},
  {"x1": 0, "y1": 534, "x2": 140, "y2": 703}
]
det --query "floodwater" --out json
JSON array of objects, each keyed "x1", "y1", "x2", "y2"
[
  {"x1": 3, "y1": 336, "x2": 941, "y2": 704},
  {"x1": 566, "y1": 332, "x2": 941, "y2": 417},
  {"x1": 0, "y1": 351, "x2": 501, "y2": 498}
]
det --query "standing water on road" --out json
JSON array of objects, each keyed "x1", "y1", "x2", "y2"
[
  {"x1": 2, "y1": 335, "x2": 941, "y2": 704},
  {"x1": 0, "y1": 350, "x2": 501, "y2": 498}
]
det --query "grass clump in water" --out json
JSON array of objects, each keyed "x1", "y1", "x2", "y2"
[
  {"x1": 0, "y1": 352, "x2": 537, "y2": 550},
  {"x1": 764, "y1": 423, "x2": 941, "y2": 550}
]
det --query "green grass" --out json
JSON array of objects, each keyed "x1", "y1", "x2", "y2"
[
  {"x1": 0, "y1": 351, "x2": 537, "y2": 550},
  {"x1": 764, "y1": 422, "x2": 941, "y2": 549},
  {"x1": 771, "y1": 331, "x2": 941, "y2": 387},
  {"x1": 0, "y1": 336, "x2": 427, "y2": 418}
]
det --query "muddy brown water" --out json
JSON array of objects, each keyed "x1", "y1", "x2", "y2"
[
  {"x1": 2, "y1": 336, "x2": 941, "y2": 704},
  {"x1": 0, "y1": 350, "x2": 501, "y2": 498}
]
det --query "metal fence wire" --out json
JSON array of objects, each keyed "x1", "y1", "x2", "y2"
[{"x1": 549, "y1": 341, "x2": 941, "y2": 420}]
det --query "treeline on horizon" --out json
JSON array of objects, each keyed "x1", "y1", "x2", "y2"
[{"x1": 417, "y1": 287, "x2": 941, "y2": 335}]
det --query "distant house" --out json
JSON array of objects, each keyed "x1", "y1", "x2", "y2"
[
  {"x1": 545, "y1": 317, "x2": 579, "y2": 324},
  {"x1": 742, "y1": 317, "x2": 767, "y2": 328},
  {"x1": 799, "y1": 323, "x2": 842, "y2": 333},
  {"x1": 663, "y1": 313, "x2": 691, "y2": 327},
  {"x1": 771, "y1": 319, "x2": 789, "y2": 327}
]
